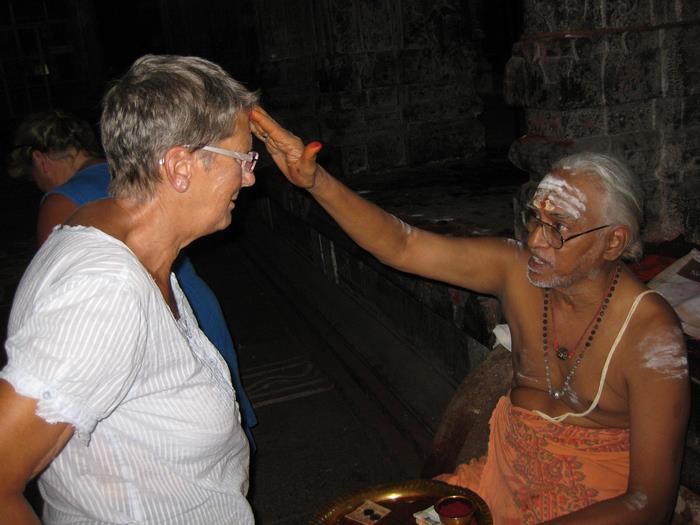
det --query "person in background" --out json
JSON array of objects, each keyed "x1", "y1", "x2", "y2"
[
  {"x1": 250, "y1": 107, "x2": 690, "y2": 525},
  {"x1": 7, "y1": 109, "x2": 257, "y2": 447},
  {"x1": 0, "y1": 54, "x2": 260, "y2": 524}
]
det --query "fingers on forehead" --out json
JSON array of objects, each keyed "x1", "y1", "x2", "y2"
[
  {"x1": 250, "y1": 120, "x2": 269, "y2": 137},
  {"x1": 252, "y1": 106, "x2": 275, "y2": 124}
]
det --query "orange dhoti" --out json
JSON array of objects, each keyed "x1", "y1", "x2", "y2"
[{"x1": 436, "y1": 396, "x2": 630, "y2": 524}]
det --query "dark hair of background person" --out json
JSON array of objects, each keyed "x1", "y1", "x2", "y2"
[{"x1": 7, "y1": 109, "x2": 102, "y2": 181}]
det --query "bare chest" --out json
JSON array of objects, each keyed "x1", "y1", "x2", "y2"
[{"x1": 506, "y1": 306, "x2": 631, "y2": 427}]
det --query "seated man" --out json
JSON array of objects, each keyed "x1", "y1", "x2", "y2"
[
  {"x1": 7, "y1": 110, "x2": 257, "y2": 445},
  {"x1": 251, "y1": 107, "x2": 690, "y2": 524}
]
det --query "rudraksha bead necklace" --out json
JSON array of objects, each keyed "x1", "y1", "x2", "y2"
[{"x1": 542, "y1": 263, "x2": 622, "y2": 400}]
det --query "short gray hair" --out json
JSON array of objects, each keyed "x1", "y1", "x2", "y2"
[
  {"x1": 552, "y1": 152, "x2": 644, "y2": 261},
  {"x1": 101, "y1": 54, "x2": 259, "y2": 199}
]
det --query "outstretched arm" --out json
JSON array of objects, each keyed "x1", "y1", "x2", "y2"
[
  {"x1": 0, "y1": 380, "x2": 74, "y2": 524},
  {"x1": 36, "y1": 194, "x2": 79, "y2": 247},
  {"x1": 250, "y1": 107, "x2": 521, "y2": 296}
]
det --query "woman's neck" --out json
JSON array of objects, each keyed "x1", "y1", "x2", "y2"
[{"x1": 73, "y1": 152, "x2": 105, "y2": 172}]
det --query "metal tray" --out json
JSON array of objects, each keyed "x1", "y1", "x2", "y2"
[{"x1": 308, "y1": 479, "x2": 492, "y2": 525}]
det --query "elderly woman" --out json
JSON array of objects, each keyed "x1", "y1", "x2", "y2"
[
  {"x1": 0, "y1": 55, "x2": 258, "y2": 524},
  {"x1": 8, "y1": 109, "x2": 258, "y2": 447}
]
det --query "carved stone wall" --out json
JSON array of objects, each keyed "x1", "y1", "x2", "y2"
[
  {"x1": 253, "y1": 0, "x2": 485, "y2": 182},
  {"x1": 505, "y1": 1, "x2": 700, "y2": 244}
]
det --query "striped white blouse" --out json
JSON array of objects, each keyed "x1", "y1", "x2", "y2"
[{"x1": 1, "y1": 226, "x2": 253, "y2": 524}]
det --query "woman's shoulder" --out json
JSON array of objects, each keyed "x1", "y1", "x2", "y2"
[
  {"x1": 43, "y1": 162, "x2": 110, "y2": 206},
  {"x1": 36, "y1": 226, "x2": 152, "y2": 289}
]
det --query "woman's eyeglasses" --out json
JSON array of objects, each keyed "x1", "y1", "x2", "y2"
[
  {"x1": 198, "y1": 145, "x2": 258, "y2": 173},
  {"x1": 183, "y1": 144, "x2": 258, "y2": 173}
]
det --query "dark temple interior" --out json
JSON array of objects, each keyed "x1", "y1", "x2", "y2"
[{"x1": 0, "y1": 1, "x2": 698, "y2": 523}]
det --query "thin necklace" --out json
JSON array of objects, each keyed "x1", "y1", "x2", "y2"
[
  {"x1": 542, "y1": 264, "x2": 621, "y2": 400},
  {"x1": 551, "y1": 295, "x2": 599, "y2": 361}
]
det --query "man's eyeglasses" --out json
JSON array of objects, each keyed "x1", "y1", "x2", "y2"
[
  {"x1": 186, "y1": 145, "x2": 259, "y2": 173},
  {"x1": 524, "y1": 212, "x2": 610, "y2": 249}
]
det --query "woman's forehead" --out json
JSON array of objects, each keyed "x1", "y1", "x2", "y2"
[{"x1": 224, "y1": 113, "x2": 252, "y2": 145}]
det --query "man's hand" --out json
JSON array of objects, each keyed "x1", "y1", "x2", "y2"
[
  {"x1": 249, "y1": 106, "x2": 519, "y2": 298},
  {"x1": 250, "y1": 106, "x2": 322, "y2": 189}
]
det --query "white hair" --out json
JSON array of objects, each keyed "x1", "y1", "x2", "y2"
[{"x1": 552, "y1": 153, "x2": 644, "y2": 261}]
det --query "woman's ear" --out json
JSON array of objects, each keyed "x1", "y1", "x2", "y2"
[
  {"x1": 604, "y1": 225, "x2": 630, "y2": 261},
  {"x1": 32, "y1": 150, "x2": 48, "y2": 174},
  {"x1": 161, "y1": 147, "x2": 193, "y2": 193}
]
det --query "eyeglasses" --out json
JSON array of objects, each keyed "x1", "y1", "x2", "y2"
[
  {"x1": 524, "y1": 213, "x2": 610, "y2": 249},
  {"x1": 186, "y1": 144, "x2": 259, "y2": 173}
]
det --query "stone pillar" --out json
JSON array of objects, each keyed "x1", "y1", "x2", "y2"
[
  {"x1": 254, "y1": 0, "x2": 485, "y2": 182},
  {"x1": 505, "y1": 1, "x2": 700, "y2": 244}
]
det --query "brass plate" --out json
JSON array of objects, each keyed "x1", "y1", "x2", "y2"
[{"x1": 309, "y1": 479, "x2": 492, "y2": 525}]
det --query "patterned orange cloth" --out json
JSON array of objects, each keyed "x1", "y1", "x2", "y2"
[{"x1": 436, "y1": 396, "x2": 630, "y2": 524}]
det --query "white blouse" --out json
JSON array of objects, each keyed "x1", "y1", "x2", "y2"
[{"x1": 1, "y1": 226, "x2": 253, "y2": 524}]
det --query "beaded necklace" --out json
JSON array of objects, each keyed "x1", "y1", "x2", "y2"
[
  {"x1": 542, "y1": 264, "x2": 621, "y2": 400},
  {"x1": 551, "y1": 298, "x2": 598, "y2": 361}
]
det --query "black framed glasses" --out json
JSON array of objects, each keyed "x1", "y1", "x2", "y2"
[{"x1": 524, "y1": 213, "x2": 610, "y2": 249}]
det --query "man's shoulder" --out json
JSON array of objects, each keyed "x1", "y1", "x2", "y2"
[
  {"x1": 626, "y1": 287, "x2": 681, "y2": 332},
  {"x1": 617, "y1": 287, "x2": 687, "y2": 376}
]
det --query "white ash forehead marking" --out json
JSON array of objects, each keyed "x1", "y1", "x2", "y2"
[
  {"x1": 533, "y1": 174, "x2": 588, "y2": 219},
  {"x1": 639, "y1": 329, "x2": 688, "y2": 380}
]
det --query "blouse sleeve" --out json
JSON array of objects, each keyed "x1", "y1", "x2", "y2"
[{"x1": 0, "y1": 273, "x2": 147, "y2": 444}]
